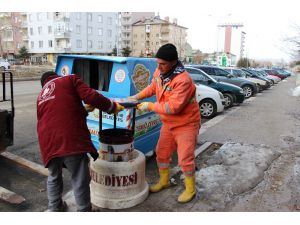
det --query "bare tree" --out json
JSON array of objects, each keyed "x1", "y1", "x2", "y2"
[{"x1": 282, "y1": 23, "x2": 300, "y2": 61}]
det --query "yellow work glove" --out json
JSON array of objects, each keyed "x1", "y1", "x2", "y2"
[
  {"x1": 84, "y1": 104, "x2": 95, "y2": 112},
  {"x1": 137, "y1": 102, "x2": 155, "y2": 112},
  {"x1": 113, "y1": 102, "x2": 125, "y2": 114}
]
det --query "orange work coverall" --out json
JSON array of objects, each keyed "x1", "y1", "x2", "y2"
[{"x1": 138, "y1": 68, "x2": 201, "y2": 175}]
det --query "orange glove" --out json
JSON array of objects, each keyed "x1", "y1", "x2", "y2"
[
  {"x1": 137, "y1": 102, "x2": 155, "y2": 111},
  {"x1": 84, "y1": 104, "x2": 95, "y2": 112}
]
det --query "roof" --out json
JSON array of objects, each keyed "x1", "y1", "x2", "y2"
[
  {"x1": 132, "y1": 17, "x2": 187, "y2": 29},
  {"x1": 57, "y1": 54, "x2": 158, "y2": 64}
]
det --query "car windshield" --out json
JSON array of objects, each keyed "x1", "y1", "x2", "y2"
[{"x1": 186, "y1": 67, "x2": 218, "y2": 83}]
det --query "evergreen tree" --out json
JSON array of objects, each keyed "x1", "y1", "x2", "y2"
[{"x1": 121, "y1": 46, "x2": 132, "y2": 57}]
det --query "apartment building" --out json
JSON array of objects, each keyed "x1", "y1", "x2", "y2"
[
  {"x1": 27, "y1": 12, "x2": 118, "y2": 63},
  {"x1": 0, "y1": 12, "x2": 28, "y2": 59},
  {"x1": 118, "y1": 12, "x2": 155, "y2": 54},
  {"x1": 131, "y1": 16, "x2": 187, "y2": 59}
]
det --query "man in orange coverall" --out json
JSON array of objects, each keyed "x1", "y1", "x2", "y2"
[{"x1": 130, "y1": 43, "x2": 200, "y2": 203}]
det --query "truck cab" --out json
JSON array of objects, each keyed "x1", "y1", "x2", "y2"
[{"x1": 55, "y1": 55, "x2": 161, "y2": 155}]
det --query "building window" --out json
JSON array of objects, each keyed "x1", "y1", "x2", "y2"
[
  {"x1": 98, "y1": 15, "x2": 102, "y2": 23},
  {"x1": 156, "y1": 42, "x2": 159, "y2": 45},
  {"x1": 31, "y1": 41, "x2": 34, "y2": 49},
  {"x1": 48, "y1": 26, "x2": 52, "y2": 34},
  {"x1": 76, "y1": 25, "x2": 81, "y2": 34},
  {"x1": 98, "y1": 28, "x2": 103, "y2": 36},
  {"x1": 29, "y1": 14, "x2": 33, "y2": 22},
  {"x1": 48, "y1": 40, "x2": 53, "y2": 47},
  {"x1": 108, "y1": 17, "x2": 112, "y2": 25},
  {"x1": 88, "y1": 40, "x2": 92, "y2": 48},
  {"x1": 108, "y1": 42, "x2": 112, "y2": 49},
  {"x1": 38, "y1": 26, "x2": 43, "y2": 35},
  {"x1": 98, "y1": 41, "x2": 103, "y2": 49},
  {"x1": 133, "y1": 34, "x2": 137, "y2": 38},
  {"x1": 76, "y1": 40, "x2": 82, "y2": 48},
  {"x1": 37, "y1": 13, "x2": 42, "y2": 21},
  {"x1": 39, "y1": 41, "x2": 43, "y2": 48},
  {"x1": 88, "y1": 27, "x2": 92, "y2": 34},
  {"x1": 107, "y1": 29, "x2": 112, "y2": 38},
  {"x1": 47, "y1": 12, "x2": 52, "y2": 20},
  {"x1": 76, "y1": 12, "x2": 81, "y2": 20},
  {"x1": 30, "y1": 27, "x2": 34, "y2": 35},
  {"x1": 87, "y1": 13, "x2": 92, "y2": 21}
]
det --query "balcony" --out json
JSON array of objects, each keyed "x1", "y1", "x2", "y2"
[
  {"x1": 55, "y1": 47, "x2": 71, "y2": 52},
  {"x1": 54, "y1": 31, "x2": 71, "y2": 39},
  {"x1": 122, "y1": 36, "x2": 131, "y2": 41},
  {"x1": 54, "y1": 16, "x2": 70, "y2": 22},
  {"x1": 160, "y1": 35, "x2": 169, "y2": 42},
  {"x1": 161, "y1": 28, "x2": 170, "y2": 34},
  {"x1": 22, "y1": 35, "x2": 29, "y2": 41},
  {"x1": 21, "y1": 21, "x2": 27, "y2": 27}
]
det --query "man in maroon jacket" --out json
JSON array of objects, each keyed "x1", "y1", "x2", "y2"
[{"x1": 37, "y1": 71, "x2": 124, "y2": 212}]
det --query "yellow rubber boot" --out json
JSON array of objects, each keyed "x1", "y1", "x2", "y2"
[
  {"x1": 149, "y1": 168, "x2": 170, "y2": 193},
  {"x1": 177, "y1": 175, "x2": 196, "y2": 203}
]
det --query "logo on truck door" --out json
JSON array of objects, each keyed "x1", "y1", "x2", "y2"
[{"x1": 131, "y1": 64, "x2": 150, "y2": 92}]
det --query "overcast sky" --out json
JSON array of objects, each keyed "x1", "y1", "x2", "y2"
[{"x1": 3, "y1": 0, "x2": 300, "y2": 62}]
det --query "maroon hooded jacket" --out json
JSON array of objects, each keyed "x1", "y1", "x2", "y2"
[{"x1": 37, "y1": 75, "x2": 115, "y2": 167}]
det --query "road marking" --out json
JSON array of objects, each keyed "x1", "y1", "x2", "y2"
[
  {"x1": 0, "y1": 186, "x2": 25, "y2": 204},
  {"x1": 1, "y1": 152, "x2": 48, "y2": 176}
]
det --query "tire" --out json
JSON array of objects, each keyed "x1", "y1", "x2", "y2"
[
  {"x1": 199, "y1": 99, "x2": 217, "y2": 119},
  {"x1": 223, "y1": 93, "x2": 234, "y2": 108},
  {"x1": 242, "y1": 85, "x2": 253, "y2": 98},
  {"x1": 257, "y1": 84, "x2": 262, "y2": 92}
]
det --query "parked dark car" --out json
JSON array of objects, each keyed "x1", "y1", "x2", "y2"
[
  {"x1": 186, "y1": 66, "x2": 245, "y2": 108},
  {"x1": 188, "y1": 65, "x2": 258, "y2": 98}
]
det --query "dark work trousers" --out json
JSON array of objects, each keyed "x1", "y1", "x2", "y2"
[{"x1": 47, "y1": 153, "x2": 91, "y2": 212}]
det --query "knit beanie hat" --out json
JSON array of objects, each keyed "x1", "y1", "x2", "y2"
[
  {"x1": 41, "y1": 71, "x2": 58, "y2": 87},
  {"x1": 155, "y1": 43, "x2": 178, "y2": 61}
]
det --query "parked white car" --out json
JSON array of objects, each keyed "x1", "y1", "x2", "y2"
[
  {"x1": 195, "y1": 83, "x2": 225, "y2": 119},
  {"x1": 0, "y1": 58, "x2": 10, "y2": 71}
]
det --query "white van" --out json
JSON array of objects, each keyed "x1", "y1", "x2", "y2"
[
  {"x1": 195, "y1": 83, "x2": 225, "y2": 119},
  {"x1": 0, "y1": 58, "x2": 10, "y2": 71}
]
